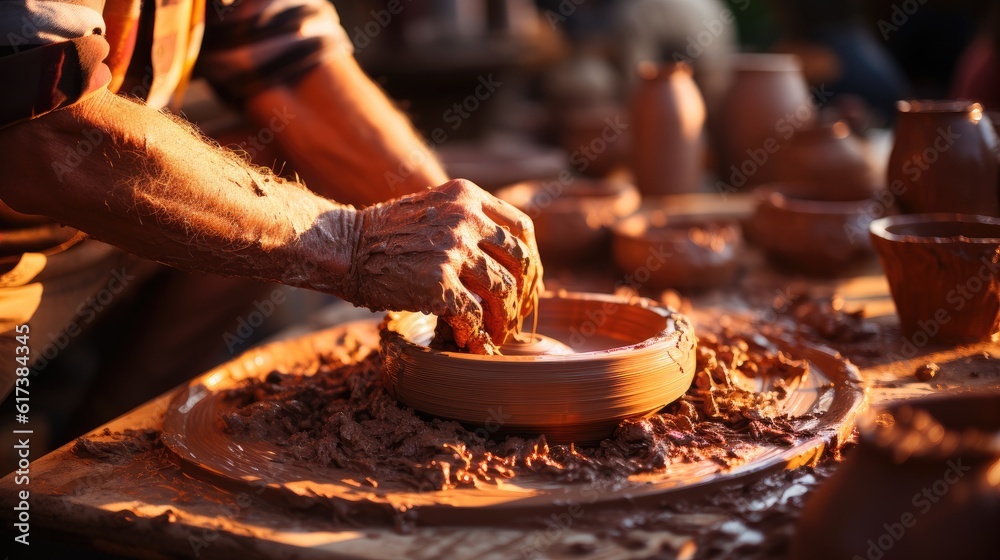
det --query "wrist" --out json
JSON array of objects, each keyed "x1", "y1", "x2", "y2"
[{"x1": 287, "y1": 199, "x2": 362, "y2": 298}]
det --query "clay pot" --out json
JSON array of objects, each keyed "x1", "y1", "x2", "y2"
[
  {"x1": 611, "y1": 212, "x2": 742, "y2": 291},
  {"x1": 771, "y1": 121, "x2": 882, "y2": 200},
  {"x1": 630, "y1": 61, "x2": 706, "y2": 195},
  {"x1": 792, "y1": 392, "x2": 1000, "y2": 560},
  {"x1": 380, "y1": 292, "x2": 698, "y2": 444},
  {"x1": 561, "y1": 102, "x2": 631, "y2": 178},
  {"x1": 718, "y1": 53, "x2": 815, "y2": 190},
  {"x1": 869, "y1": 213, "x2": 1000, "y2": 343},
  {"x1": 436, "y1": 140, "x2": 568, "y2": 192},
  {"x1": 494, "y1": 178, "x2": 640, "y2": 263},
  {"x1": 888, "y1": 100, "x2": 1000, "y2": 217},
  {"x1": 745, "y1": 185, "x2": 877, "y2": 276}
]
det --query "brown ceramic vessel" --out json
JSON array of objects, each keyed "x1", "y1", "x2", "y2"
[
  {"x1": 495, "y1": 178, "x2": 641, "y2": 263},
  {"x1": 611, "y1": 211, "x2": 742, "y2": 291},
  {"x1": 436, "y1": 140, "x2": 568, "y2": 192},
  {"x1": 771, "y1": 121, "x2": 881, "y2": 200},
  {"x1": 630, "y1": 61, "x2": 706, "y2": 195},
  {"x1": 792, "y1": 392, "x2": 1000, "y2": 560},
  {"x1": 718, "y1": 53, "x2": 815, "y2": 189},
  {"x1": 746, "y1": 185, "x2": 877, "y2": 275},
  {"x1": 561, "y1": 102, "x2": 630, "y2": 178},
  {"x1": 888, "y1": 100, "x2": 1000, "y2": 217},
  {"x1": 869, "y1": 213, "x2": 1000, "y2": 343},
  {"x1": 380, "y1": 292, "x2": 698, "y2": 444}
]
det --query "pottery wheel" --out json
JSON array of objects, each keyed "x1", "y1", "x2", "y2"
[{"x1": 160, "y1": 319, "x2": 866, "y2": 525}]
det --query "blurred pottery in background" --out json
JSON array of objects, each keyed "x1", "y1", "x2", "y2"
[
  {"x1": 771, "y1": 121, "x2": 881, "y2": 200},
  {"x1": 630, "y1": 61, "x2": 705, "y2": 195},
  {"x1": 746, "y1": 185, "x2": 877, "y2": 276},
  {"x1": 792, "y1": 392, "x2": 1000, "y2": 560},
  {"x1": 544, "y1": 53, "x2": 620, "y2": 138},
  {"x1": 437, "y1": 138, "x2": 568, "y2": 192},
  {"x1": 561, "y1": 102, "x2": 631, "y2": 178},
  {"x1": 869, "y1": 213, "x2": 1000, "y2": 343},
  {"x1": 612, "y1": 211, "x2": 742, "y2": 291},
  {"x1": 495, "y1": 178, "x2": 640, "y2": 263},
  {"x1": 718, "y1": 53, "x2": 815, "y2": 189},
  {"x1": 888, "y1": 100, "x2": 1000, "y2": 217}
]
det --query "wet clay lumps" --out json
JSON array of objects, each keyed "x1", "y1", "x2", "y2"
[{"x1": 219, "y1": 331, "x2": 812, "y2": 491}]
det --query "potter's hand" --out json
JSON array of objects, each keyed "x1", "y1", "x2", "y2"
[{"x1": 350, "y1": 179, "x2": 543, "y2": 353}]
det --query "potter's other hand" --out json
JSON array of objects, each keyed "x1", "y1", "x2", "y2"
[{"x1": 350, "y1": 179, "x2": 543, "y2": 353}]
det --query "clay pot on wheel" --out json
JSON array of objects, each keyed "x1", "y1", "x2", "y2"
[
  {"x1": 381, "y1": 292, "x2": 698, "y2": 444},
  {"x1": 792, "y1": 392, "x2": 1000, "y2": 560},
  {"x1": 630, "y1": 61, "x2": 706, "y2": 195},
  {"x1": 869, "y1": 213, "x2": 1000, "y2": 343},
  {"x1": 888, "y1": 100, "x2": 1000, "y2": 217},
  {"x1": 718, "y1": 53, "x2": 815, "y2": 189},
  {"x1": 495, "y1": 178, "x2": 641, "y2": 264}
]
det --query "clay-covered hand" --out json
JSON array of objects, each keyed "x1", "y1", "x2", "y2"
[{"x1": 348, "y1": 179, "x2": 543, "y2": 353}]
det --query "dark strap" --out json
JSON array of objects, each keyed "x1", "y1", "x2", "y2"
[{"x1": 0, "y1": 35, "x2": 112, "y2": 129}]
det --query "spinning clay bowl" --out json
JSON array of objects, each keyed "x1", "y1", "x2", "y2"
[{"x1": 380, "y1": 292, "x2": 698, "y2": 443}]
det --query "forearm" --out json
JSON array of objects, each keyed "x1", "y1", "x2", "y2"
[
  {"x1": 0, "y1": 89, "x2": 357, "y2": 294},
  {"x1": 244, "y1": 52, "x2": 448, "y2": 207}
]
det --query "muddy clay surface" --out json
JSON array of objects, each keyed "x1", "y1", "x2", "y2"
[
  {"x1": 212, "y1": 331, "x2": 814, "y2": 491},
  {"x1": 64, "y1": 307, "x2": 873, "y2": 559}
]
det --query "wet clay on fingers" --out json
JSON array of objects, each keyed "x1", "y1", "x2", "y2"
[{"x1": 348, "y1": 179, "x2": 543, "y2": 354}]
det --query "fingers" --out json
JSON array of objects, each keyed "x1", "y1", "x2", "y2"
[
  {"x1": 478, "y1": 194, "x2": 544, "y2": 317},
  {"x1": 480, "y1": 194, "x2": 535, "y2": 244},
  {"x1": 439, "y1": 276, "x2": 496, "y2": 355},
  {"x1": 459, "y1": 252, "x2": 519, "y2": 343},
  {"x1": 478, "y1": 224, "x2": 528, "y2": 291}
]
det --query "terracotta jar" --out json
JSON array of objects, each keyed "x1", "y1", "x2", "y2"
[
  {"x1": 630, "y1": 61, "x2": 705, "y2": 195},
  {"x1": 771, "y1": 121, "x2": 881, "y2": 201},
  {"x1": 717, "y1": 53, "x2": 815, "y2": 190},
  {"x1": 791, "y1": 392, "x2": 1000, "y2": 560},
  {"x1": 888, "y1": 100, "x2": 1000, "y2": 217}
]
